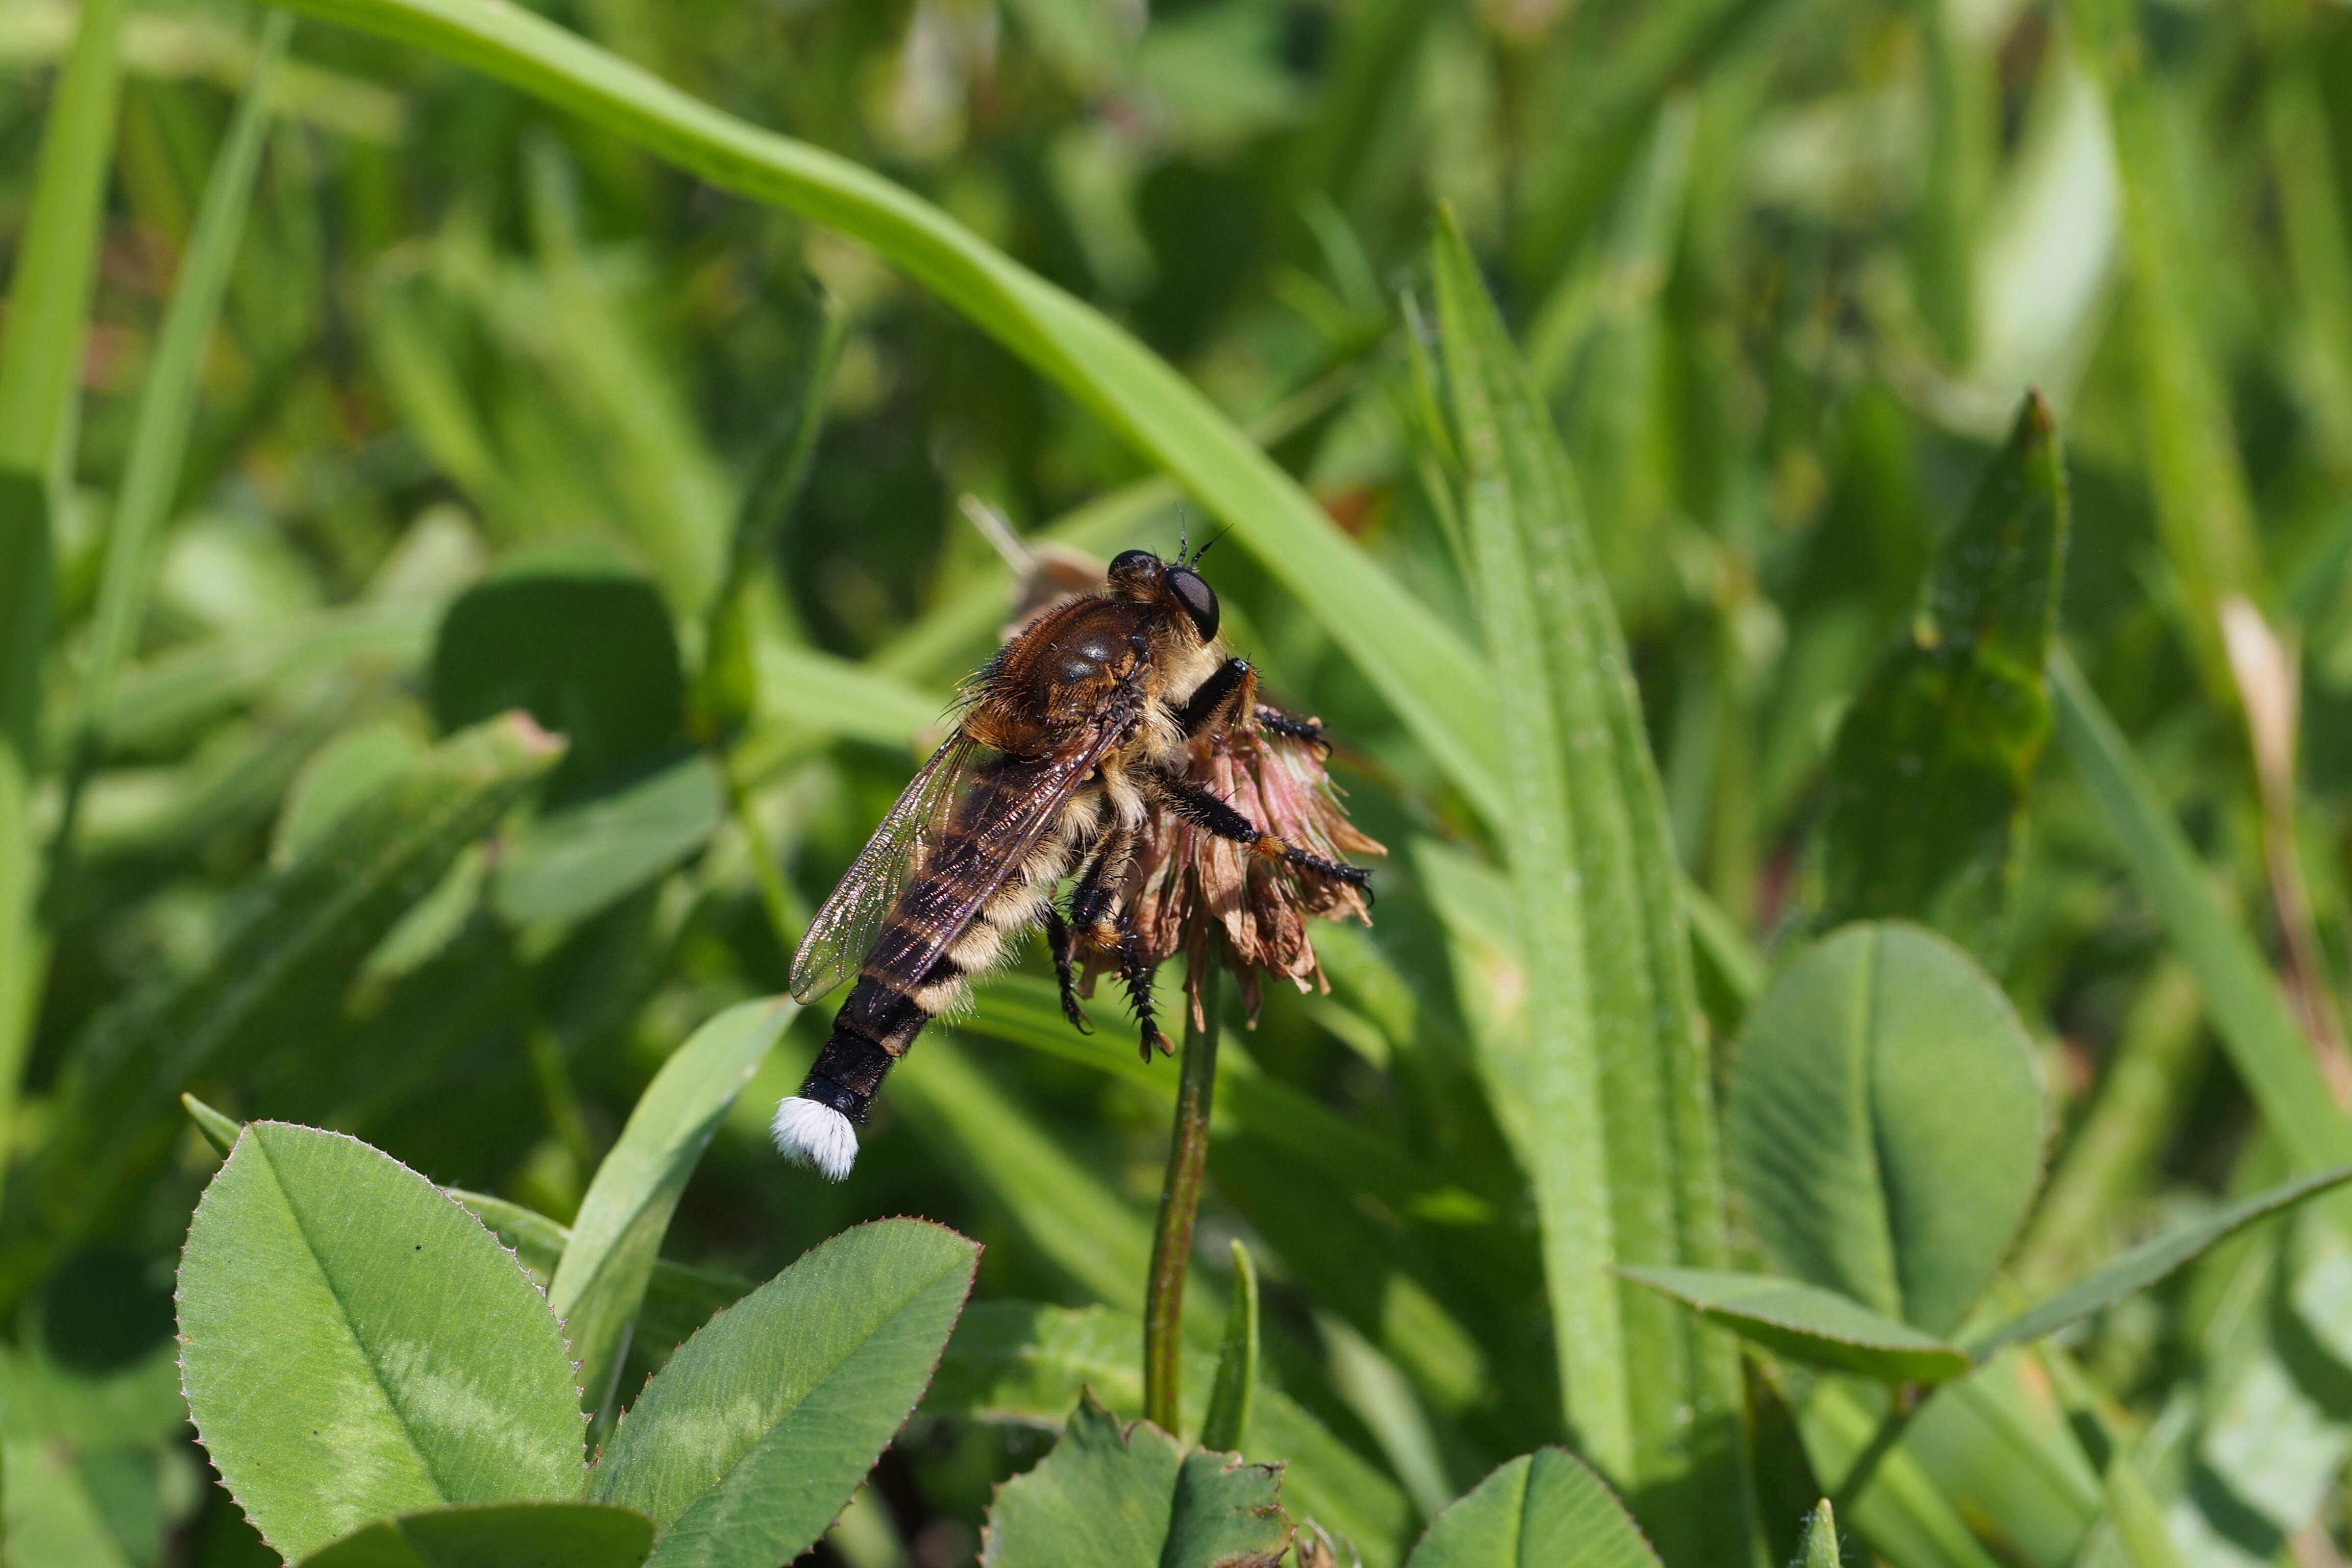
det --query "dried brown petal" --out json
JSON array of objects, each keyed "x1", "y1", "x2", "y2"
[{"x1": 1100, "y1": 708, "x2": 1384, "y2": 1028}]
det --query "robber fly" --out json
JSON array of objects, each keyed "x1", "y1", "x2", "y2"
[{"x1": 773, "y1": 541, "x2": 1371, "y2": 1180}]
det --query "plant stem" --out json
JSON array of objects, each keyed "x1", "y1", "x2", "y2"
[
  {"x1": 1144, "y1": 947, "x2": 1222, "y2": 1434},
  {"x1": 1832, "y1": 1383, "x2": 1922, "y2": 1515}
]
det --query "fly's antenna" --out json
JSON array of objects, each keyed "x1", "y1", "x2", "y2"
[
  {"x1": 1175, "y1": 508, "x2": 1191, "y2": 566},
  {"x1": 1186, "y1": 524, "x2": 1231, "y2": 569}
]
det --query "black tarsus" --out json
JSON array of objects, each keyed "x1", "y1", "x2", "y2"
[
  {"x1": 1254, "y1": 704, "x2": 1327, "y2": 745},
  {"x1": 1042, "y1": 905, "x2": 1091, "y2": 1034},
  {"x1": 1117, "y1": 930, "x2": 1168, "y2": 1061}
]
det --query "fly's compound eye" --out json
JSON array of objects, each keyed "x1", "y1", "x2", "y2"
[{"x1": 1165, "y1": 567, "x2": 1219, "y2": 640}]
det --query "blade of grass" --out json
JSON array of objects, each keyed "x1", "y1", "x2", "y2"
[
  {"x1": 246, "y1": 0, "x2": 1507, "y2": 822},
  {"x1": 2067, "y1": 0, "x2": 2258, "y2": 694},
  {"x1": 0, "y1": 0, "x2": 128, "y2": 1223},
  {"x1": 549, "y1": 995, "x2": 794, "y2": 1428},
  {"x1": 1431, "y1": 209, "x2": 1754, "y2": 1563},
  {"x1": 889, "y1": 1034, "x2": 1218, "y2": 1341},
  {"x1": 56, "y1": 13, "x2": 291, "y2": 871},
  {"x1": 1199, "y1": 1239, "x2": 1258, "y2": 1454},
  {"x1": 2049, "y1": 650, "x2": 2352, "y2": 1227}
]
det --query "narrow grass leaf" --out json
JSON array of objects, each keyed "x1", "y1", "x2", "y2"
[
  {"x1": 295, "y1": 1503, "x2": 655, "y2": 1568},
  {"x1": 180, "y1": 1091, "x2": 240, "y2": 1157},
  {"x1": 1820, "y1": 393, "x2": 2067, "y2": 943},
  {"x1": 242, "y1": 0, "x2": 1505, "y2": 821},
  {"x1": 891, "y1": 1034, "x2": 1216, "y2": 1336},
  {"x1": 2071, "y1": 0, "x2": 2259, "y2": 689},
  {"x1": 0, "y1": 0, "x2": 129, "y2": 1228},
  {"x1": 549, "y1": 996, "x2": 794, "y2": 1420},
  {"x1": 2103, "y1": 1461, "x2": 2188, "y2": 1568},
  {"x1": 450, "y1": 1188, "x2": 752, "y2": 1348},
  {"x1": 67, "y1": 14, "x2": 291, "y2": 798},
  {"x1": 1430, "y1": 209, "x2": 1752, "y2": 1560},
  {"x1": 1403, "y1": 1448, "x2": 1660, "y2": 1568},
  {"x1": 592, "y1": 1219, "x2": 978, "y2": 1568},
  {"x1": 177, "y1": 1123, "x2": 586, "y2": 1561},
  {"x1": 698, "y1": 290, "x2": 845, "y2": 737},
  {"x1": 2049, "y1": 651, "x2": 2352, "y2": 1200},
  {"x1": 1619, "y1": 1268, "x2": 1973, "y2": 1384},
  {"x1": 0, "y1": 713, "x2": 563, "y2": 1305},
  {"x1": 1725, "y1": 921, "x2": 2046, "y2": 1336},
  {"x1": 1200, "y1": 1239, "x2": 1259, "y2": 1454},
  {"x1": 1797, "y1": 1382, "x2": 2007, "y2": 1568},
  {"x1": 978, "y1": 1391, "x2": 1288, "y2": 1568},
  {"x1": 1968, "y1": 1161, "x2": 2352, "y2": 1359}
]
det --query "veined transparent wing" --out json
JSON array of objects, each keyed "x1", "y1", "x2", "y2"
[
  {"x1": 789, "y1": 731, "x2": 981, "y2": 1003},
  {"x1": 852, "y1": 712, "x2": 1133, "y2": 994}
]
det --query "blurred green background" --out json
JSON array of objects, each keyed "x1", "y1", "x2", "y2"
[{"x1": 6, "y1": 0, "x2": 2352, "y2": 1562}]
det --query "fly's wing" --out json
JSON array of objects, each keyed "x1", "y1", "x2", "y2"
[
  {"x1": 789, "y1": 732, "x2": 979, "y2": 1003},
  {"x1": 853, "y1": 712, "x2": 1132, "y2": 992}
]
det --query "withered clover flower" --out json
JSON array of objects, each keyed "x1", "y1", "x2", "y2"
[{"x1": 1102, "y1": 678, "x2": 1385, "y2": 1032}]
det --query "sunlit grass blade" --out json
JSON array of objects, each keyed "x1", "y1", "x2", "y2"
[
  {"x1": 1798, "y1": 1383, "x2": 2006, "y2": 1568},
  {"x1": 2049, "y1": 651, "x2": 2352, "y2": 1207},
  {"x1": 1199, "y1": 1240, "x2": 1259, "y2": 1454},
  {"x1": 549, "y1": 996, "x2": 794, "y2": 1425},
  {"x1": 60, "y1": 14, "x2": 291, "y2": 839},
  {"x1": 1967, "y1": 1160, "x2": 2352, "y2": 1359},
  {"x1": 2068, "y1": 0, "x2": 2258, "y2": 692},
  {"x1": 0, "y1": 0, "x2": 128, "y2": 1228},
  {"x1": 247, "y1": 0, "x2": 1506, "y2": 822},
  {"x1": 1429, "y1": 210, "x2": 1753, "y2": 1563},
  {"x1": 890, "y1": 1035, "x2": 1217, "y2": 1339}
]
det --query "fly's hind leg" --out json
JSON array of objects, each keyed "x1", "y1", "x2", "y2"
[
  {"x1": 1116, "y1": 927, "x2": 1171, "y2": 1061},
  {"x1": 1042, "y1": 905, "x2": 1090, "y2": 1034}
]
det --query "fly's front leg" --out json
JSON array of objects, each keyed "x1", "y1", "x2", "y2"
[
  {"x1": 1177, "y1": 658, "x2": 1257, "y2": 737},
  {"x1": 1041, "y1": 905, "x2": 1090, "y2": 1034},
  {"x1": 1147, "y1": 768, "x2": 1372, "y2": 896},
  {"x1": 1254, "y1": 705, "x2": 1327, "y2": 747}
]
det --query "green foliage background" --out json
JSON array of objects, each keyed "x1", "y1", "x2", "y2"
[{"x1": 6, "y1": 0, "x2": 2352, "y2": 1563}]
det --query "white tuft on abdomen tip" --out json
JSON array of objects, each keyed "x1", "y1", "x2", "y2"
[{"x1": 772, "y1": 1096, "x2": 859, "y2": 1182}]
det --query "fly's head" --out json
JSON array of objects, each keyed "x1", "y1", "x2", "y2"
[{"x1": 1107, "y1": 546, "x2": 1220, "y2": 650}]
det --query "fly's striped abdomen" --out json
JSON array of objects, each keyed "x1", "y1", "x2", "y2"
[{"x1": 795, "y1": 761, "x2": 1099, "y2": 1125}]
